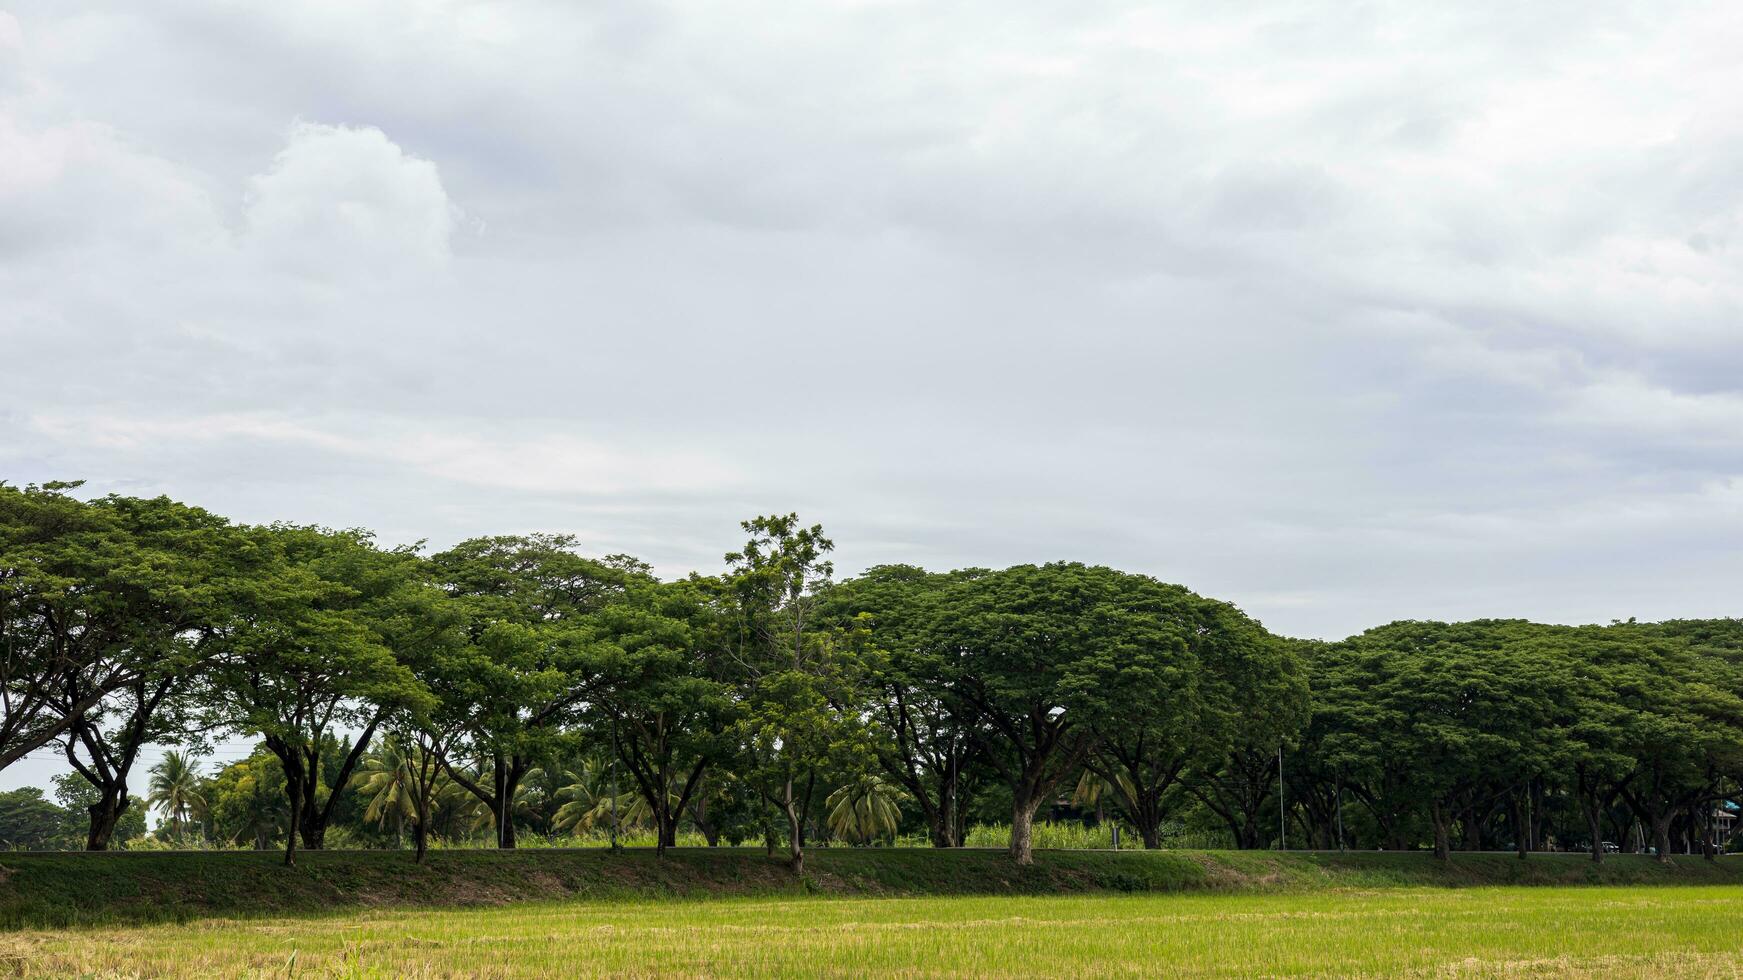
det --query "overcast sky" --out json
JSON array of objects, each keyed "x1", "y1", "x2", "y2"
[{"x1": 5, "y1": 0, "x2": 1743, "y2": 669}]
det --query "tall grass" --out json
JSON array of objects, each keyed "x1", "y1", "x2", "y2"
[{"x1": 960, "y1": 821, "x2": 1231, "y2": 850}]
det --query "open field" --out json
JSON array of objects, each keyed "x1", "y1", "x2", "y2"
[{"x1": 5, "y1": 884, "x2": 1743, "y2": 977}]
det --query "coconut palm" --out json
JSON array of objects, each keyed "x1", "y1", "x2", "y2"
[
  {"x1": 825, "y1": 775, "x2": 908, "y2": 845},
  {"x1": 553, "y1": 762, "x2": 663, "y2": 837},
  {"x1": 147, "y1": 750, "x2": 207, "y2": 841},
  {"x1": 552, "y1": 763, "x2": 609, "y2": 835},
  {"x1": 1072, "y1": 768, "x2": 1136, "y2": 825},
  {"x1": 355, "y1": 736, "x2": 421, "y2": 844},
  {"x1": 460, "y1": 766, "x2": 550, "y2": 836}
]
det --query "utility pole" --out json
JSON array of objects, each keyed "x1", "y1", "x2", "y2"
[{"x1": 1278, "y1": 742, "x2": 1286, "y2": 851}]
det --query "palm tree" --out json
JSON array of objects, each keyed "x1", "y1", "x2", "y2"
[
  {"x1": 553, "y1": 762, "x2": 657, "y2": 838},
  {"x1": 552, "y1": 764, "x2": 608, "y2": 835},
  {"x1": 1072, "y1": 768, "x2": 1135, "y2": 826},
  {"x1": 462, "y1": 766, "x2": 549, "y2": 837},
  {"x1": 355, "y1": 736, "x2": 420, "y2": 846},
  {"x1": 825, "y1": 775, "x2": 908, "y2": 845},
  {"x1": 148, "y1": 750, "x2": 207, "y2": 841}
]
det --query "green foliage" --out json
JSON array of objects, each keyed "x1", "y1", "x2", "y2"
[
  {"x1": 9, "y1": 484, "x2": 1743, "y2": 868},
  {"x1": 825, "y1": 775, "x2": 908, "y2": 844},
  {"x1": 146, "y1": 750, "x2": 207, "y2": 841},
  {"x1": 50, "y1": 772, "x2": 146, "y2": 844},
  {"x1": 0, "y1": 787, "x2": 82, "y2": 850},
  {"x1": 204, "y1": 749, "x2": 288, "y2": 849},
  {"x1": 724, "y1": 515, "x2": 875, "y2": 869}
]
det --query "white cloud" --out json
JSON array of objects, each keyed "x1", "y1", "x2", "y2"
[
  {"x1": 243, "y1": 121, "x2": 460, "y2": 280},
  {"x1": 25, "y1": 412, "x2": 739, "y2": 497},
  {"x1": 2, "y1": 0, "x2": 1743, "y2": 651}
]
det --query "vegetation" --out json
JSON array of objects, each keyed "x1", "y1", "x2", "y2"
[
  {"x1": 4, "y1": 480, "x2": 1743, "y2": 870},
  {"x1": 1, "y1": 848, "x2": 1740, "y2": 930},
  {"x1": 6, "y1": 875, "x2": 1743, "y2": 976}
]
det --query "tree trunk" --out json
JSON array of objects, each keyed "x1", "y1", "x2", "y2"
[
  {"x1": 928, "y1": 813, "x2": 956, "y2": 848},
  {"x1": 1010, "y1": 784, "x2": 1045, "y2": 866},
  {"x1": 1461, "y1": 806, "x2": 1483, "y2": 852},
  {"x1": 690, "y1": 796, "x2": 721, "y2": 847},
  {"x1": 84, "y1": 787, "x2": 129, "y2": 851},
  {"x1": 1140, "y1": 823, "x2": 1161, "y2": 850},
  {"x1": 284, "y1": 790, "x2": 302, "y2": 867},
  {"x1": 1430, "y1": 802, "x2": 1451, "y2": 861},
  {"x1": 1653, "y1": 813, "x2": 1674, "y2": 864},
  {"x1": 1512, "y1": 797, "x2": 1529, "y2": 860},
  {"x1": 498, "y1": 796, "x2": 518, "y2": 849},
  {"x1": 299, "y1": 810, "x2": 327, "y2": 850},
  {"x1": 414, "y1": 816, "x2": 428, "y2": 864},
  {"x1": 494, "y1": 758, "x2": 527, "y2": 849},
  {"x1": 784, "y1": 778, "x2": 804, "y2": 874},
  {"x1": 935, "y1": 758, "x2": 961, "y2": 848},
  {"x1": 1582, "y1": 792, "x2": 1605, "y2": 864}
]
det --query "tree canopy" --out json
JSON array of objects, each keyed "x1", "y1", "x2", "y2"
[{"x1": 5, "y1": 483, "x2": 1743, "y2": 868}]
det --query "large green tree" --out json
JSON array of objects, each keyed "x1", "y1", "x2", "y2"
[
  {"x1": 589, "y1": 577, "x2": 734, "y2": 854},
  {"x1": 1317, "y1": 621, "x2": 1567, "y2": 859},
  {"x1": 1604, "y1": 622, "x2": 1743, "y2": 862},
  {"x1": 427, "y1": 535, "x2": 631, "y2": 848},
  {"x1": 1095, "y1": 589, "x2": 1302, "y2": 849},
  {"x1": 828, "y1": 565, "x2": 982, "y2": 848},
  {"x1": 911, "y1": 563, "x2": 1239, "y2": 864},
  {"x1": 0, "y1": 484, "x2": 241, "y2": 781},
  {"x1": 725, "y1": 515, "x2": 872, "y2": 874},
  {"x1": 211, "y1": 526, "x2": 435, "y2": 865}
]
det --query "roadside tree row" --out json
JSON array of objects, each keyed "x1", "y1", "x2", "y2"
[{"x1": 4, "y1": 482, "x2": 1740, "y2": 866}]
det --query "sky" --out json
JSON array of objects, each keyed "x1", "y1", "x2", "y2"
[{"x1": 3, "y1": 0, "x2": 1743, "y2": 783}]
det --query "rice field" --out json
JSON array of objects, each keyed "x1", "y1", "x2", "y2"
[{"x1": 4, "y1": 884, "x2": 1742, "y2": 977}]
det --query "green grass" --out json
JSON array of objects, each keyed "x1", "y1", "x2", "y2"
[
  {"x1": 2, "y1": 848, "x2": 1741, "y2": 930},
  {"x1": 5, "y1": 885, "x2": 1743, "y2": 976}
]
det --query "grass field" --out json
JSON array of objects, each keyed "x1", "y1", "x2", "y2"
[
  {"x1": 5, "y1": 884, "x2": 1743, "y2": 977},
  {"x1": 4, "y1": 851, "x2": 1743, "y2": 976}
]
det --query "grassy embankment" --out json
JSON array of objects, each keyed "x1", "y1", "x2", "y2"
[{"x1": 2, "y1": 847, "x2": 1740, "y2": 929}]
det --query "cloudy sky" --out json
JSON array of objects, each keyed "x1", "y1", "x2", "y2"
[{"x1": 5, "y1": 0, "x2": 1742, "y2": 656}]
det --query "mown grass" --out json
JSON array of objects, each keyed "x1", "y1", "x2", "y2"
[
  {"x1": 5, "y1": 884, "x2": 1743, "y2": 977},
  {"x1": 3, "y1": 848, "x2": 1741, "y2": 929}
]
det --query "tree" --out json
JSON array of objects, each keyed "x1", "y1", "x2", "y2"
[
  {"x1": 356, "y1": 735, "x2": 421, "y2": 845},
  {"x1": 147, "y1": 749, "x2": 207, "y2": 840},
  {"x1": 51, "y1": 772, "x2": 145, "y2": 845},
  {"x1": 912, "y1": 563, "x2": 1228, "y2": 864},
  {"x1": 206, "y1": 748, "x2": 290, "y2": 850},
  {"x1": 211, "y1": 526, "x2": 435, "y2": 865},
  {"x1": 0, "y1": 787, "x2": 81, "y2": 850},
  {"x1": 428, "y1": 535, "x2": 630, "y2": 849},
  {"x1": 828, "y1": 565, "x2": 981, "y2": 848},
  {"x1": 1315, "y1": 621, "x2": 1563, "y2": 860},
  {"x1": 1603, "y1": 622, "x2": 1743, "y2": 863},
  {"x1": 1094, "y1": 589, "x2": 1302, "y2": 849},
  {"x1": 39, "y1": 493, "x2": 244, "y2": 850},
  {"x1": 725, "y1": 515, "x2": 873, "y2": 874},
  {"x1": 0, "y1": 483, "x2": 240, "y2": 778},
  {"x1": 590, "y1": 577, "x2": 735, "y2": 855},
  {"x1": 552, "y1": 760, "x2": 620, "y2": 836},
  {"x1": 825, "y1": 774, "x2": 908, "y2": 844}
]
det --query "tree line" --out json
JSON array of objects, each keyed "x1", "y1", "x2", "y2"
[{"x1": 3, "y1": 482, "x2": 1740, "y2": 868}]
